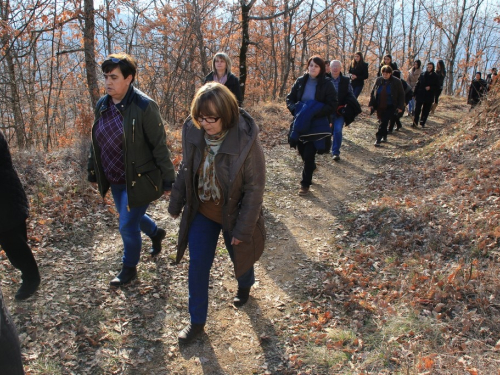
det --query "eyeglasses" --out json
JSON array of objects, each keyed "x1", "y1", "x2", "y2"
[{"x1": 197, "y1": 117, "x2": 220, "y2": 124}]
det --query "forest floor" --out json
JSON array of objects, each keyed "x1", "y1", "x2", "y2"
[{"x1": 2, "y1": 93, "x2": 500, "y2": 375}]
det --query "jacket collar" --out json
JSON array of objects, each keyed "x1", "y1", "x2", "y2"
[{"x1": 100, "y1": 85, "x2": 136, "y2": 112}]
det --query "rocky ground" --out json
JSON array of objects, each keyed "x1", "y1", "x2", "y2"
[{"x1": 2, "y1": 94, "x2": 500, "y2": 374}]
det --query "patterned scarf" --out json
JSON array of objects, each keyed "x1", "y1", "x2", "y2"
[
  {"x1": 213, "y1": 73, "x2": 228, "y2": 85},
  {"x1": 198, "y1": 130, "x2": 228, "y2": 204}
]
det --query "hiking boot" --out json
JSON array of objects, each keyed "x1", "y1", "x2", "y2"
[
  {"x1": 298, "y1": 186, "x2": 309, "y2": 196},
  {"x1": 374, "y1": 140, "x2": 381, "y2": 147},
  {"x1": 233, "y1": 287, "x2": 251, "y2": 307},
  {"x1": 332, "y1": 154, "x2": 340, "y2": 161},
  {"x1": 149, "y1": 228, "x2": 166, "y2": 256},
  {"x1": 15, "y1": 277, "x2": 40, "y2": 300},
  {"x1": 110, "y1": 265, "x2": 137, "y2": 286},
  {"x1": 178, "y1": 323, "x2": 205, "y2": 344}
]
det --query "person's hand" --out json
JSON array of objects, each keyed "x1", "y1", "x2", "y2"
[
  {"x1": 425, "y1": 86, "x2": 430, "y2": 91},
  {"x1": 351, "y1": 74, "x2": 357, "y2": 80},
  {"x1": 231, "y1": 237, "x2": 242, "y2": 245},
  {"x1": 397, "y1": 109, "x2": 403, "y2": 113}
]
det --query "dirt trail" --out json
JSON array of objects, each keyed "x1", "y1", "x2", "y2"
[{"x1": 1, "y1": 97, "x2": 467, "y2": 374}]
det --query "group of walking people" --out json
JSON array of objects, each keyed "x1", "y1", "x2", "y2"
[{"x1": 3, "y1": 49, "x2": 497, "y2": 371}]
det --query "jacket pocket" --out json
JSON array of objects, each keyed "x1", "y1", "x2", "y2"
[{"x1": 135, "y1": 159, "x2": 162, "y2": 192}]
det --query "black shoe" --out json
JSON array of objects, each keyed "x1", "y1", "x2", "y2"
[
  {"x1": 420, "y1": 122, "x2": 425, "y2": 128},
  {"x1": 233, "y1": 287, "x2": 251, "y2": 307},
  {"x1": 381, "y1": 136, "x2": 387, "y2": 142},
  {"x1": 332, "y1": 154, "x2": 340, "y2": 161},
  {"x1": 178, "y1": 323, "x2": 205, "y2": 344},
  {"x1": 149, "y1": 228, "x2": 166, "y2": 256},
  {"x1": 110, "y1": 266, "x2": 137, "y2": 286},
  {"x1": 374, "y1": 140, "x2": 381, "y2": 147},
  {"x1": 15, "y1": 277, "x2": 40, "y2": 300}
]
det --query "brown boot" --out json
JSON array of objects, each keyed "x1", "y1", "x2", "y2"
[{"x1": 298, "y1": 186, "x2": 309, "y2": 196}]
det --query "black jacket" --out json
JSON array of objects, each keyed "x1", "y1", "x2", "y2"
[
  {"x1": 348, "y1": 62, "x2": 369, "y2": 88},
  {"x1": 414, "y1": 71, "x2": 440, "y2": 103},
  {"x1": 0, "y1": 130, "x2": 29, "y2": 232},
  {"x1": 468, "y1": 79, "x2": 487, "y2": 105},
  {"x1": 334, "y1": 74, "x2": 361, "y2": 126},
  {"x1": 286, "y1": 73, "x2": 338, "y2": 119},
  {"x1": 369, "y1": 76, "x2": 405, "y2": 111},
  {"x1": 377, "y1": 62, "x2": 398, "y2": 77},
  {"x1": 204, "y1": 72, "x2": 243, "y2": 106}
]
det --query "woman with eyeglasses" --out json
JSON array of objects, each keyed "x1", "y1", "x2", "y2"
[
  {"x1": 88, "y1": 53, "x2": 176, "y2": 286},
  {"x1": 168, "y1": 82, "x2": 266, "y2": 344},
  {"x1": 204, "y1": 52, "x2": 243, "y2": 106}
]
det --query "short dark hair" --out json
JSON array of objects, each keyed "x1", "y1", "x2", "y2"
[
  {"x1": 306, "y1": 56, "x2": 326, "y2": 75},
  {"x1": 190, "y1": 82, "x2": 239, "y2": 132},
  {"x1": 101, "y1": 53, "x2": 137, "y2": 83},
  {"x1": 381, "y1": 65, "x2": 393, "y2": 74}
]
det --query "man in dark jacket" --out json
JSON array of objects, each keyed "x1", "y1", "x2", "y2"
[
  {"x1": 329, "y1": 60, "x2": 358, "y2": 160},
  {"x1": 0, "y1": 130, "x2": 40, "y2": 300}
]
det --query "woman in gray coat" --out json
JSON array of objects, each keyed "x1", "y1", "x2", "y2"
[{"x1": 168, "y1": 83, "x2": 266, "y2": 344}]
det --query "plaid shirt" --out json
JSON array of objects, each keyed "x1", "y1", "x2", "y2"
[{"x1": 94, "y1": 99, "x2": 126, "y2": 184}]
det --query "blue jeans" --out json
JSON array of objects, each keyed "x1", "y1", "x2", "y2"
[
  {"x1": 408, "y1": 98, "x2": 415, "y2": 114},
  {"x1": 111, "y1": 184, "x2": 157, "y2": 267},
  {"x1": 331, "y1": 115, "x2": 345, "y2": 156},
  {"x1": 188, "y1": 212, "x2": 255, "y2": 324},
  {"x1": 352, "y1": 85, "x2": 363, "y2": 98}
]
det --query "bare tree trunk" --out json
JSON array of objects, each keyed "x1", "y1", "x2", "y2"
[{"x1": 83, "y1": 0, "x2": 100, "y2": 109}]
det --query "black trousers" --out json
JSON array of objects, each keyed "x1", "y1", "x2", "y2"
[
  {"x1": 297, "y1": 141, "x2": 317, "y2": 188},
  {"x1": 414, "y1": 101, "x2": 432, "y2": 125},
  {"x1": 376, "y1": 106, "x2": 394, "y2": 140},
  {"x1": 0, "y1": 221, "x2": 39, "y2": 282},
  {"x1": 389, "y1": 115, "x2": 402, "y2": 131},
  {"x1": 0, "y1": 288, "x2": 25, "y2": 374}
]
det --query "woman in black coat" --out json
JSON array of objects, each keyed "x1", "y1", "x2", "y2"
[
  {"x1": 0, "y1": 130, "x2": 40, "y2": 300},
  {"x1": 413, "y1": 62, "x2": 439, "y2": 127},
  {"x1": 468, "y1": 72, "x2": 488, "y2": 109},
  {"x1": 348, "y1": 51, "x2": 369, "y2": 98},
  {"x1": 431, "y1": 59, "x2": 446, "y2": 114},
  {"x1": 204, "y1": 52, "x2": 243, "y2": 106},
  {"x1": 377, "y1": 54, "x2": 398, "y2": 77},
  {"x1": 286, "y1": 56, "x2": 338, "y2": 196}
]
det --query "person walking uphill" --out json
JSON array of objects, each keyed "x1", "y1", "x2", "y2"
[
  {"x1": 413, "y1": 62, "x2": 439, "y2": 128},
  {"x1": 286, "y1": 56, "x2": 338, "y2": 196},
  {"x1": 329, "y1": 60, "x2": 360, "y2": 160},
  {"x1": 204, "y1": 52, "x2": 243, "y2": 106},
  {"x1": 0, "y1": 130, "x2": 41, "y2": 301},
  {"x1": 168, "y1": 83, "x2": 266, "y2": 344},
  {"x1": 88, "y1": 53, "x2": 176, "y2": 287},
  {"x1": 369, "y1": 65, "x2": 405, "y2": 147}
]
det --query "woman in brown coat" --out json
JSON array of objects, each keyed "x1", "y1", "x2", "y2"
[{"x1": 168, "y1": 83, "x2": 266, "y2": 344}]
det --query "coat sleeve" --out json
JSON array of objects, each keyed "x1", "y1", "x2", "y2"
[
  {"x1": 232, "y1": 139, "x2": 266, "y2": 243},
  {"x1": 361, "y1": 63, "x2": 369, "y2": 80},
  {"x1": 142, "y1": 101, "x2": 176, "y2": 190},
  {"x1": 394, "y1": 78, "x2": 405, "y2": 111},
  {"x1": 168, "y1": 122, "x2": 190, "y2": 216},
  {"x1": 286, "y1": 78, "x2": 301, "y2": 115}
]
